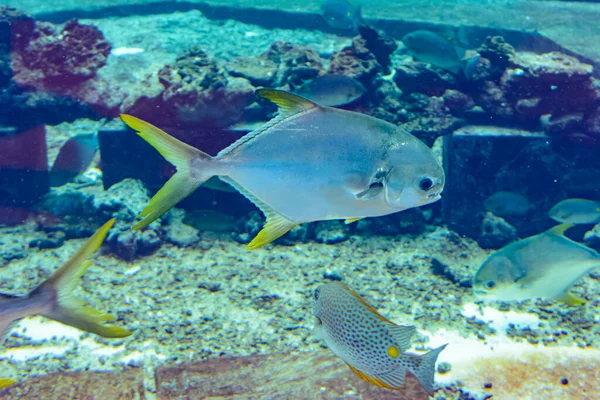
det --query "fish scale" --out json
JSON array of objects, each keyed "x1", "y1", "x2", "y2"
[{"x1": 313, "y1": 282, "x2": 446, "y2": 394}]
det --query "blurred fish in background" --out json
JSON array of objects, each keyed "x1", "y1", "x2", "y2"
[
  {"x1": 402, "y1": 30, "x2": 466, "y2": 75},
  {"x1": 292, "y1": 74, "x2": 366, "y2": 107},
  {"x1": 321, "y1": 0, "x2": 362, "y2": 32},
  {"x1": 549, "y1": 198, "x2": 600, "y2": 225},
  {"x1": 484, "y1": 191, "x2": 533, "y2": 218},
  {"x1": 50, "y1": 133, "x2": 99, "y2": 187},
  {"x1": 473, "y1": 224, "x2": 600, "y2": 304}
]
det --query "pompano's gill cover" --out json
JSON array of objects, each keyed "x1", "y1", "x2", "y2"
[
  {"x1": 473, "y1": 224, "x2": 600, "y2": 304},
  {"x1": 120, "y1": 89, "x2": 444, "y2": 249},
  {"x1": 312, "y1": 282, "x2": 446, "y2": 395}
]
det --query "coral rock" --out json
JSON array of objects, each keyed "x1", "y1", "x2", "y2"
[
  {"x1": 12, "y1": 19, "x2": 111, "y2": 89},
  {"x1": 329, "y1": 26, "x2": 396, "y2": 85},
  {"x1": 123, "y1": 47, "x2": 254, "y2": 133},
  {"x1": 394, "y1": 63, "x2": 456, "y2": 97},
  {"x1": 477, "y1": 212, "x2": 517, "y2": 250}
]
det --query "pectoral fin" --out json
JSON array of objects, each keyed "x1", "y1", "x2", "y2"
[
  {"x1": 557, "y1": 291, "x2": 586, "y2": 306},
  {"x1": 355, "y1": 182, "x2": 384, "y2": 201}
]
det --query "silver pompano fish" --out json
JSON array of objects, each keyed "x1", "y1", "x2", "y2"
[
  {"x1": 473, "y1": 224, "x2": 600, "y2": 304},
  {"x1": 121, "y1": 89, "x2": 444, "y2": 249},
  {"x1": 313, "y1": 282, "x2": 446, "y2": 395}
]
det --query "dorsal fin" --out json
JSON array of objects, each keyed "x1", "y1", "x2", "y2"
[
  {"x1": 338, "y1": 283, "x2": 398, "y2": 326},
  {"x1": 547, "y1": 223, "x2": 574, "y2": 237},
  {"x1": 256, "y1": 89, "x2": 319, "y2": 114},
  {"x1": 218, "y1": 89, "x2": 319, "y2": 158}
]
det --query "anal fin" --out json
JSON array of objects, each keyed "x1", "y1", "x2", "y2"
[
  {"x1": 345, "y1": 217, "x2": 362, "y2": 224},
  {"x1": 557, "y1": 291, "x2": 586, "y2": 306},
  {"x1": 345, "y1": 362, "x2": 398, "y2": 390},
  {"x1": 219, "y1": 177, "x2": 298, "y2": 250},
  {"x1": 247, "y1": 212, "x2": 297, "y2": 250}
]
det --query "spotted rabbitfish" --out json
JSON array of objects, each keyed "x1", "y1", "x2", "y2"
[
  {"x1": 473, "y1": 224, "x2": 600, "y2": 304},
  {"x1": 0, "y1": 219, "x2": 131, "y2": 389},
  {"x1": 120, "y1": 89, "x2": 444, "y2": 249},
  {"x1": 313, "y1": 282, "x2": 446, "y2": 395}
]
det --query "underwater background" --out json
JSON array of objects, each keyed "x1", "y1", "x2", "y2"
[{"x1": 1, "y1": 0, "x2": 600, "y2": 399}]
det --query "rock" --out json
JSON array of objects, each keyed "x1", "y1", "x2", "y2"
[
  {"x1": 29, "y1": 230, "x2": 65, "y2": 249},
  {"x1": 329, "y1": 26, "x2": 395, "y2": 85},
  {"x1": 394, "y1": 63, "x2": 456, "y2": 97},
  {"x1": 585, "y1": 105, "x2": 600, "y2": 136},
  {"x1": 314, "y1": 221, "x2": 349, "y2": 244},
  {"x1": 123, "y1": 46, "x2": 255, "y2": 133},
  {"x1": 227, "y1": 56, "x2": 278, "y2": 87},
  {"x1": 12, "y1": 19, "x2": 111, "y2": 89},
  {"x1": 356, "y1": 25, "x2": 397, "y2": 75},
  {"x1": 232, "y1": 211, "x2": 263, "y2": 245},
  {"x1": 477, "y1": 36, "x2": 516, "y2": 80},
  {"x1": 477, "y1": 212, "x2": 517, "y2": 250},
  {"x1": 430, "y1": 257, "x2": 472, "y2": 288},
  {"x1": 106, "y1": 228, "x2": 161, "y2": 261},
  {"x1": 261, "y1": 41, "x2": 325, "y2": 88},
  {"x1": 442, "y1": 89, "x2": 475, "y2": 116},
  {"x1": 1, "y1": 12, "x2": 119, "y2": 127},
  {"x1": 163, "y1": 209, "x2": 200, "y2": 247},
  {"x1": 36, "y1": 178, "x2": 164, "y2": 260},
  {"x1": 476, "y1": 80, "x2": 514, "y2": 121},
  {"x1": 543, "y1": 112, "x2": 585, "y2": 136},
  {"x1": 584, "y1": 223, "x2": 600, "y2": 252}
]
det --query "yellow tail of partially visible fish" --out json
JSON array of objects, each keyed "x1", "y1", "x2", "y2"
[
  {"x1": 312, "y1": 282, "x2": 446, "y2": 395},
  {"x1": 0, "y1": 219, "x2": 131, "y2": 389}
]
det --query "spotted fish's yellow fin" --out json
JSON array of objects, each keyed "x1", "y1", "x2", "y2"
[
  {"x1": 220, "y1": 177, "x2": 298, "y2": 250},
  {"x1": 345, "y1": 362, "x2": 399, "y2": 390},
  {"x1": 0, "y1": 378, "x2": 15, "y2": 389},
  {"x1": 547, "y1": 223, "x2": 575, "y2": 236},
  {"x1": 42, "y1": 219, "x2": 132, "y2": 338},
  {"x1": 338, "y1": 283, "x2": 398, "y2": 326},
  {"x1": 120, "y1": 114, "x2": 213, "y2": 230},
  {"x1": 256, "y1": 89, "x2": 319, "y2": 115},
  {"x1": 557, "y1": 291, "x2": 586, "y2": 306},
  {"x1": 345, "y1": 217, "x2": 362, "y2": 224}
]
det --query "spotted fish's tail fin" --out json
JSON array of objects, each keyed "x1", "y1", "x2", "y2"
[
  {"x1": 410, "y1": 344, "x2": 447, "y2": 395},
  {"x1": 36, "y1": 219, "x2": 131, "y2": 338},
  {"x1": 0, "y1": 378, "x2": 15, "y2": 390},
  {"x1": 120, "y1": 115, "x2": 214, "y2": 230}
]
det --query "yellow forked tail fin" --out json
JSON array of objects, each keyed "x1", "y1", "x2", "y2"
[
  {"x1": 0, "y1": 378, "x2": 15, "y2": 390},
  {"x1": 120, "y1": 114, "x2": 214, "y2": 230},
  {"x1": 39, "y1": 219, "x2": 131, "y2": 338}
]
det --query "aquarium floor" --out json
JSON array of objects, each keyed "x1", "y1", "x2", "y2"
[{"x1": 1, "y1": 223, "x2": 599, "y2": 399}]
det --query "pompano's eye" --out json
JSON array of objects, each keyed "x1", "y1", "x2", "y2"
[
  {"x1": 485, "y1": 280, "x2": 496, "y2": 290},
  {"x1": 419, "y1": 177, "x2": 434, "y2": 191}
]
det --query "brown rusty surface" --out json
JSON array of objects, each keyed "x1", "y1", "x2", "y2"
[
  {"x1": 0, "y1": 368, "x2": 145, "y2": 400},
  {"x1": 155, "y1": 351, "x2": 431, "y2": 400}
]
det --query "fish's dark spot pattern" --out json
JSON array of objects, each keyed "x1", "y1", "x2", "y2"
[
  {"x1": 484, "y1": 382, "x2": 493, "y2": 389},
  {"x1": 561, "y1": 378, "x2": 568, "y2": 385}
]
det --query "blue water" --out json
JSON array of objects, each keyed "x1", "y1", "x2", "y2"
[{"x1": 0, "y1": 1, "x2": 599, "y2": 399}]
